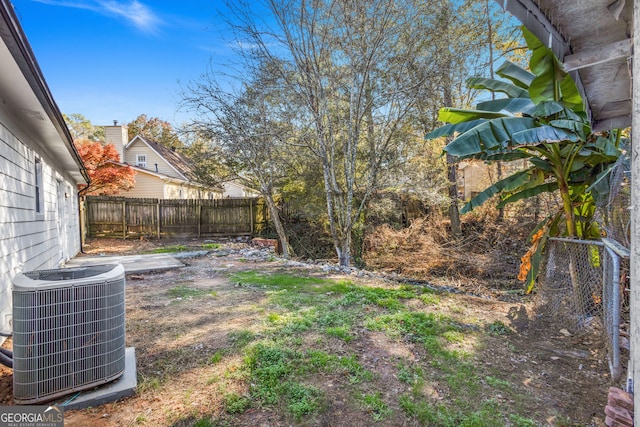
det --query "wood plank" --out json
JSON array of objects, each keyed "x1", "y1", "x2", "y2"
[{"x1": 564, "y1": 38, "x2": 633, "y2": 72}]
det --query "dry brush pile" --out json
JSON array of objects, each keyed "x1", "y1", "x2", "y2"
[{"x1": 362, "y1": 209, "x2": 534, "y2": 288}]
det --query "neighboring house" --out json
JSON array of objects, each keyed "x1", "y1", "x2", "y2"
[
  {"x1": 0, "y1": 1, "x2": 89, "y2": 333},
  {"x1": 457, "y1": 161, "x2": 497, "y2": 201},
  {"x1": 223, "y1": 181, "x2": 260, "y2": 198},
  {"x1": 104, "y1": 124, "x2": 223, "y2": 199}
]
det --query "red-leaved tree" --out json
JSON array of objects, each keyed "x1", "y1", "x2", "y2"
[{"x1": 75, "y1": 139, "x2": 136, "y2": 195}]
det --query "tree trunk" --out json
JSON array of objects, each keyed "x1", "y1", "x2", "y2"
[
  {"x1": 447, "y1": 152, "x2": 462, "y2": 237},
  {"x1": 443, "y1": 44, "x2": 461, "y2": 238},
  {"x1": 263, "y1": 193, "x2": 291, "y2": 259}
]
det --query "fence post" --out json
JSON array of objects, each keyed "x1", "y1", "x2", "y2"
[
  {"x1": 249, "y1": 199, "x2": 254, "y2": 237},
  {"x1": 197, "y1": 200, "x2": 202, "y2": 238},
  {"x1": 122, "y1": 200, "x2": 126, "y2": 239},
  {"x1": 157, "y1": 200, "x2": 161, "y2": 239}
]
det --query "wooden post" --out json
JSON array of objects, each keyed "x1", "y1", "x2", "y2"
[
  {"x1": 249, "y1": 198, "x2": 254, "y2": 237},
  {"x1": 156, "y1": 200, "x2": 161, "y2": 239},
  {"x1": 122, "y1": 200, "x2": 126, "y2": 239},
  {"x1": 631, "y1": 0, "x2": 639, "y2": 415},
  {"x1": 197, "y1": 200, "x2": 202, "y2": 238}
]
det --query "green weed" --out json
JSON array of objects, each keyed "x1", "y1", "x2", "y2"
[
  {"x1": 419, "y1": 293, "x2": 440, "y2": 305},
  {"x1": 399, "y1": 396, "x2": 504, "y2": 426},
  {"x1": 149, "y1": 244, "x2": 187, "y2": 253},
  {"x1": 485, "y1": 375, "x2": 512, "y2": 390},
  {"x1": 224, "y1": 393, "x2": 251, "y2": 414},
  {"x1": 325, "y1": 326, "x2": 353, "y2": 342},
  {"x1": 284, "y1": 382, "x2": 321, "y2": 420},
  {"x1": 487, "y1": 320, "x2": 511, "y2": 336},
  {"x1": 360, "y1": 392, "x2": 392, "y2": 421},
  {"x1": 202, "y1": 243, "x2": 222, "y2": 250},
  {"x1": 209, "y1": 351, "x2": 223, "y2": 364},
  {"x1": 338, "y1": 355, "x2": 373, "y2": 384},
  {"x1": 193, "y1": 418, "x2": 217, "y2": 427},
  {"x1": 509, "y1": 413, "x2": 537, "y2": 426},
  {"x1": 442, "y1": 330, "x2": 465, "y2": 343}
]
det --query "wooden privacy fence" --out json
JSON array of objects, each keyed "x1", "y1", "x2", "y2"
[{"x1": 82, "y1": 196, "x2": 269, "y2": 239}]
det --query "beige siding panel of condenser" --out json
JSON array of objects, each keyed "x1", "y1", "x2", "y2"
[
  {"x1": 117, "y1": 172, "x2": 166, "y2": 198},
  {"x1": 124, "y1": 139, "x2": 183, "y2": 180}
]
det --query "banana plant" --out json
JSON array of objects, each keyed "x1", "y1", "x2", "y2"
[{"x1": 426, "y1": 26, "x2": 623, "y2": 291}]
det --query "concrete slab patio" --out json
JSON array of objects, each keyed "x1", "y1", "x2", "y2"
[{"x1": 65, "y1": 252, "x2": 185, "y2": 274}]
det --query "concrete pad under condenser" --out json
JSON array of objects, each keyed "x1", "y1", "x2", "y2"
[
  {"x1": 55, "y1": 347, "x2": 137, "y2": 411},
  {"x1": 66, "y1": 253, "x2": 184, "y2": 274}
]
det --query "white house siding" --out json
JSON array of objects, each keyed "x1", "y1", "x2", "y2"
[
  {"x1": 164, "y1": 182, "x2": 210, "y2": 199},
  {"x1": 0, "y1": 121, "x2": 81, "y2": 334},
  {"x1": 223, "y1": 182, "x2": 246, "y2": 198},
  {"x1": 222, "y1": 182, "x2": 259, "y2": 198},
  {"x1": 124, "y1": 139, "x2": 183, "y2": 180}
]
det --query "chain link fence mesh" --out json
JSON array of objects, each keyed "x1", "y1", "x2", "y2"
[
  {"x1": 536, "y1": 150, "x2": 631, "y2": 383},
  {"x1": 536, "y1": 238, "x2": 604, "y2": 332}
]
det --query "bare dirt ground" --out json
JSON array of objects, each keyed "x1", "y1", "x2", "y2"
[{"x1": 0, "y1": 237, "x2": 616, "y2": 426}]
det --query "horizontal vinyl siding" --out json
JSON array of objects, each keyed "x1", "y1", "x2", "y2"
[
  {"x1": 124, "y1": 140, "x2": 183, "y2": 180},
  {"x1": 0, "y1": 122, "x2": 82, "y2": 335},
  {"x1": 164, "y1": 182, "x2": 207, "y2": 199},
  {"x1": 117, "y1": 172, "x2": 166, "y2": 198}
]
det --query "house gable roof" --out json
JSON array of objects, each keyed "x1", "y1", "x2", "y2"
[
  {"x1": 126, "y1": 135, "x2": 198, "y2": 181},
  {"x1": 125, "y1": 135, "x2": 221, "y2": 190}
]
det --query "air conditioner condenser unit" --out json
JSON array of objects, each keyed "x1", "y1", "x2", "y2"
[{"x1": 12, "y1": 263, "x2": 126, "y2": 404}]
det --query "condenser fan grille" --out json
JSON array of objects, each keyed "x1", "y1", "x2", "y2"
[{"x1": 12, "y1": 264, "x2": 126, "y2": 404}]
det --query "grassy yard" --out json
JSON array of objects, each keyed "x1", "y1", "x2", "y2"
[{"x1": 55, "y1": 247, "x2": 609, "y2": 427}]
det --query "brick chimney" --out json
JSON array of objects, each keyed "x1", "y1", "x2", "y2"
[{"x1": 104, "y1": 121, "x2": 129, "y2": 163}]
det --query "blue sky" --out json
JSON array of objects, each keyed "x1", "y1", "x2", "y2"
[{"x1": 12, "y1": 0, "x2": 234, "y2": 128}]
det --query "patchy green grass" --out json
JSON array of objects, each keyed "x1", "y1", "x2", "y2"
[
  {"x1": 202, "y1": 243, "x2": 222, "y2": 250},
  {"x1": 223, "y1": 393, "x2": 251, "y2": 414},
  {"x1": 359, "y1": 392, "x2": 392, "y2": 421},
  {"x1": 123, "y1": 267, "x2": 587, "y2": 426},
  {"x1": 167, "y1": 285, "x2": 215, "y2": 300},
  {"x1": 487, "y1": 320, "x2": 511, "y2": 336},
  {"x1": 325, "y1": 326, "x2": 353, "y2": 343},
  {"x1": 148, "y1": 244, "x2": 188, "y2": 253}
]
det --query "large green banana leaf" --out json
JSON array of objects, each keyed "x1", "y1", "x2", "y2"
[
  {"x1": 443, "y1": 117, "x2": 537, "y2": 157},
  {"x1": 496, "y1": 61, "x2": 535, "y2": 88},
  {"x1": 425, "y1": 119, "x2": 486, "y2": 139},
  {"x1": 497, "y1": 182, "x2": 559, "y2": 208},
  {"x1": 438, "y1": 108, "x2": 509, "y2": 124},
  {"x1": 510, "y1": 125, "x2": 580, "y2": 145},
  {"x1": 475, "y1": 98, "x2": 535, "y2": 114},
  {"x1": 467, "y1": 77, "x2": 529, "y2": 98}
]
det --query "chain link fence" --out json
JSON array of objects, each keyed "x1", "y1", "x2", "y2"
[{"x1": 536, "y1": 237, "x2": 629, "y2": 382}]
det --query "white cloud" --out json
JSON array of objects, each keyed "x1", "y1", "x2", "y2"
[{"x1": 30, "y1": 0, "x2": 163, "y2": 34}]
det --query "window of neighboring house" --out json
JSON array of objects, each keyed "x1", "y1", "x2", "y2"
[
  {"x1": 179, "y1": 189, "x2": 184, "y2": 199},
  {"x1": 34, "y1": 157, "x2": 44, "y2": 219},
  {"x1": 136, "y1": 155, "x2": 147, "y2": 168}
]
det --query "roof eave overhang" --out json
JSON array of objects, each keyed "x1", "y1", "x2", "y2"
[
  {"x1": 494, "y1": 0, "x2": 633, "y2": 132},
  {"x1": 0, "y1": 1, "x2": 89, "y2": 184}
]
